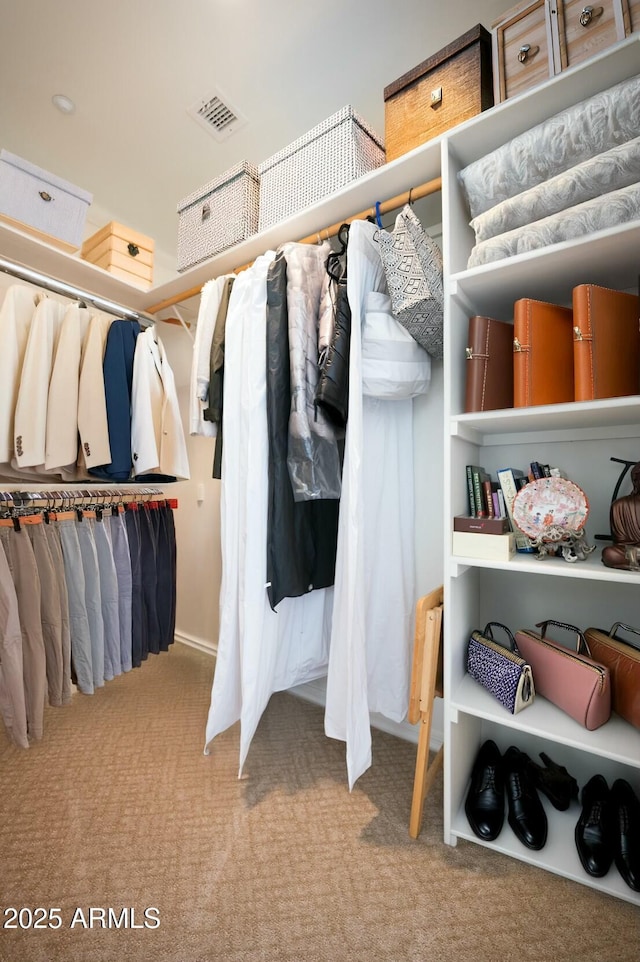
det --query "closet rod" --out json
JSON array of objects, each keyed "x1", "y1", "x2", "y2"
[
  {"x1": 147, "y1": 175, "x2": 442, "y2": 315},
  {"x1": 0, "y1": 255, "x2": 157, "y2": 327}
]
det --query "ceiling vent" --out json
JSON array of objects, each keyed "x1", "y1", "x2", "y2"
[{"x1": 187, "y1": 89, "x2": 247, "y2": 142}]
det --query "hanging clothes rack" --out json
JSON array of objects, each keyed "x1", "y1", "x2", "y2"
[
  {"x1": 0, "y1": 255, "x2": 158, "y2": 326},
  {"x1": 146, "y1": 175, "x2": 443, "y2": 315}
]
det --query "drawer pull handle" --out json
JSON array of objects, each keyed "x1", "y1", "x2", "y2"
[
  {"x1": 202, "y1": 202, "x2": 211, "y2": 222},
  {"x1": 39, "y1": 190, "x2": 53, "y2": 202},
  {"x1": 127, "y1": 243, "x2": 140, "y2": 258},
  {"x1": 517, "y1": 43, "x2": 534, "y2": 63},
  {"x1": 579, "y1": 5, "x2": 602, "y2": 25}
]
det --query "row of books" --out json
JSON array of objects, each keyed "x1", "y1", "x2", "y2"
[{"x1": 454, "y1": 462, "x2": 565, "y2": 560}]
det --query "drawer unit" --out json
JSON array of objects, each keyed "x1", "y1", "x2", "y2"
[
  {"x1": 384, "y1": 25, "x2": 494, "y2": 161},
  {"x1": 81, "y1": 220, "x2": 154, "y2": 289},
  {"x1": 558, "y1": 0, "x2": 628, "y2": 69},
  {"x1": 493, "y1": 0, "x2": 632, "y2": 101},
  {"x1": 492, "y1": 0, "x2": 555, "y2": 102}
]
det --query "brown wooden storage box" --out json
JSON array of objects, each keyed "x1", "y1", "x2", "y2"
[
  {"x1": 81, "y1": 221, "x2": 154, "y2": 288},
  {"x1": 383, "y1": 25, "x2": 494, "y2": 161}
]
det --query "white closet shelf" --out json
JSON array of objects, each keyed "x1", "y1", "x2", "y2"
[
  {"x1": 448, "y1": 221, "x2": 640, "y2": 315},
  {"x1": 450, "y1": 675, "x2": 640, "y2": 767},
  {"x1": 451, "y1": 804, "x2": 640, "y2": 905},
  {"x1": 0, "y1": 133, "x2": 443, "y2": 316},
  {"x1": 0, "y1": 219, "x2": 154, "y2": 313},
  {"x1": 451, "y1": 396, "x2": 640, "y2": 444},
  {"x1": 448, "y1": 550, "x2": 640, "y2": 584}
]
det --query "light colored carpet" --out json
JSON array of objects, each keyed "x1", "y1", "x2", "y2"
[{"x1": 1, "y1": 642, "x2": 638, "y2": 962}]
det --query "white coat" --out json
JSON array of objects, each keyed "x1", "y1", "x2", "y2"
[
  {"x1": 324, "y1": 219, "x2": 417, "y2": 789},
  {"x1": 45, "y1": 304, "x2": 93, "y2": 471},
  {"x1": 189, "y1": 275, "x2": 230, "y2": 437},
  {"x1": 204, "y1": 252, "x2": 332, "y2": 772},
  {"x1": 131, "y1": 326, "x2": 190, "y2": 480},
  {"x1": 77, "y1": 312, "x2": 114, "y2": 469},
  {"x1": 0, "y1": 284, "x2": 42, "y2": 463}
]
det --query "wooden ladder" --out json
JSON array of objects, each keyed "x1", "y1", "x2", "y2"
[{"x1": 408, "y1": 585, "x2": 444, "y2": 839}]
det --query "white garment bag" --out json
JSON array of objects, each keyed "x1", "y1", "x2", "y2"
[
  {"x1": 324, "y1": 219, "x2": 418, "y2": 789},
  {"x1": 204, "y1": 252, "x2": 332, "y2": 774}
]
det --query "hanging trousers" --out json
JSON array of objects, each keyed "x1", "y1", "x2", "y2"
[
  {"x1": 92, "y1": 515, "x2": 121, "y2": 680},
  {"x1": 55, "y1": 516, "x2": 94, "y2": 695},
  {"x1": 0, "y1": 522, "x2": 47, "y2": 740},
  {"x1": 139, "y1": 504, "x2": 160, "y2": 656},
  {"x1": 159, "y1": 502, "x2": 177, "y2": 649},
  {"x1": 42, "y1": 521, "x2": 73, "y2": 704},
  {"x1": 108, "y1": 508, "x2": 133, "y2": 673},
  {"x1": 124, "y1": 507, "x2": 144, "y2": 668},
  {"x1": 74, "y1": 517, "x2": 105, "y2": 688},
  {"x1": 0, "y1": 536, "x2": 29, "y2": 748},
  {"x1": 25, "y1": 518, "x2": 66, "y2": 707}
]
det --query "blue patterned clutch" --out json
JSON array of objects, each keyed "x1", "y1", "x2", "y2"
[{"x1": 467, "y1": 622, "x2": 535, "y2": 714}]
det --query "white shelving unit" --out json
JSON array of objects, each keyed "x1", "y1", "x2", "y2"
[
  {"x1": 442, "y1": 34, "x2": 640, "y2": 906},
  {"x1": 1, "y1": 30, "x2": 638, "y2": 904}
]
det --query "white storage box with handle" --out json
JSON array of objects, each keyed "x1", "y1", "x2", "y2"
[
  {"x1": 0, "y1": 149, "x2": 92, "y2": 251},
  {"x1": 176, "y1": 161, "x2": 260, "y2": 272},
  {"x1": 258, "y1": 106, "x2": 385, "y2": 232}
]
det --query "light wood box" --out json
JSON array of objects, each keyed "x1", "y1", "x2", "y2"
[
  {"x1": 81, "y1": 221, "x2": 154, "y2": 289},
  {"x1": 493, "y1": 0, "x2": 631, "y2": 103},
  {"x1": 626, "y1": 0, "x2": 640, "y2": 30},
  {"x1": 383, "y1": 25, "x2": 494, "y2": 162}
]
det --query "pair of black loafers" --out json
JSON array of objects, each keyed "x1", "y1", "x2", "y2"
[
  {"x1": 464, "y1": 740, "x2": 579, "y2": 851},
  {"x1": 575, "y1": 774, "x2": 640, "y2": 892}
]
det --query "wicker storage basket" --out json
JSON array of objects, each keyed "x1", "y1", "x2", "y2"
[
  {"x1": 258, "y1": 106, "x2": 385, "y2": 232},
  {"x1": 176, "y1": 161, "x2": 259, "y2": 272}
]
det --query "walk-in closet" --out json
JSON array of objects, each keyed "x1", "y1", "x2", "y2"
[{"x1": 1, "y1": 4, "x2": 640, "y2": 961}]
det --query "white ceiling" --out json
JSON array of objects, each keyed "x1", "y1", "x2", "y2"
[{"x1": 1, "y1": 0, "x2": 507, "y2": 270}]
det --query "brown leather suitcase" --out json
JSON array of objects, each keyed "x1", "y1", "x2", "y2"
[
  {"x1": 572, "y1": 284, "x2": 640, "y2": 401},
  {"x1": 464, "y1": 315, "x2": 514, "y2": 412},
  {"x1": 513, "y1": 298, "x2": 574, "y2": 407}
]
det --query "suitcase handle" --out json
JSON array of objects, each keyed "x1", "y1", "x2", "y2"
[
  {"x1": 483, "y1": 622, "x2": 517, "y2": 652},
  {"x1": 609, "y1": 623, "x2": 640, "y2": 652},
  {"x1": 535, "y1": 620, "x2": 590, "y2": 656}
]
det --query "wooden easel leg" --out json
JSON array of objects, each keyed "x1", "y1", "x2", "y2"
[{"x1": 409, "y1": 732, "x2": 443, "y2": 839}]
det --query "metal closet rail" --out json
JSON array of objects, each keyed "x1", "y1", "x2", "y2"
[
  {"x1": 0, "y1": 254, "x2": 157, "y2": 326},
  {"x1": 146, "y1": 175, "x2": 443, "y2": 315}
]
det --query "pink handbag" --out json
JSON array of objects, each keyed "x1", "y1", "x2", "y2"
[{"x1": 515, "y1": 621, "x2": 611, "y2": 730}]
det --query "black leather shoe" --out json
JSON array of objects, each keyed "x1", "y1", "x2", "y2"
[
  {"x1": 575, "y1": 774, "x2": 613, "y2": 878},
  {"x1": 503, "y1": 746, "x2": 548, "y2": 851},
  {"x1": 610, "y1": 779, "x2": 640, "y2": 892},
  {"x1": 464, "y1": 740, "x2": 505, "y2": 841},
  {"x1": 525, "y1": 751, "x2": 579, "y2": 811}
]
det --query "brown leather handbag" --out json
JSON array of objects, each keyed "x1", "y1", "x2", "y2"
[{"x1": 584, "y1": 623, "x2": 640, "y2": 730}]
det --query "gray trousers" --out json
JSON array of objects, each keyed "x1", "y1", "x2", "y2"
[
  {"x1": 26, "y1": 520, "x2": 65, "y2": 707},
  {"x1": 0, "y1": 536, "x2": 29, "y2": 748},
  {"x1": 107, "y1": 509, "x2": 133, "y2": 673},
  {"x1": 42, "y1": 521, "x2": 73, "y2": 704},
  {"x1": 55, "y1": 515, "x2": 94, "y2": 695},
  {"x1": 74, "y1": 517, "x2": 105, "y2": 689},
  {"x1": 92, "y1": 515, "x2": 121, "y2": 680},
  {"x1": 0, "y1": 521, "x2": 47, "y2": 739}
]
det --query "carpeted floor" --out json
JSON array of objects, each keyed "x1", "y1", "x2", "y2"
[{"x1": 1, "y1": 642, "x2": 638, "y2": 962}]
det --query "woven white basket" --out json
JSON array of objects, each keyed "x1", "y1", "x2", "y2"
[
  {"x1": 176, "y1": 161, "x2": 259, "y2": 272},
  {"x1": 258, "y1": 106, "x2": 385, "y2": 232}
]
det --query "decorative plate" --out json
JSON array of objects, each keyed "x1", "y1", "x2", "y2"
[{"x1": 512, "y1": 478, "x2": 589, "y2": 540}]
